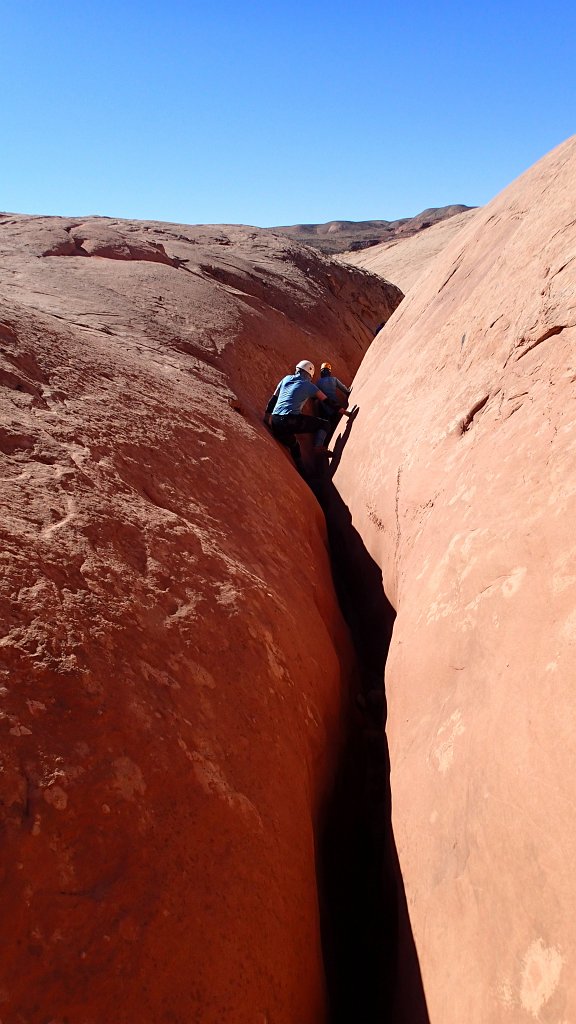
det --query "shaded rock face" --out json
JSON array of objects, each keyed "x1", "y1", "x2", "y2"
[
  {"x1": 338, "y1": 208, "x2": 478, "y2": 293},
  {"x1": 0, "y1": 215, "x2": 401, "y2": 1023},
  {"x1": 333, "y1": 135, "x2": 576, "y2": 1022}
]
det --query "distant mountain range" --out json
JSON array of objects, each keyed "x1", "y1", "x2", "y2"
[{"x1": 270, "y1": 205, "x2": 476, "y2": 255}]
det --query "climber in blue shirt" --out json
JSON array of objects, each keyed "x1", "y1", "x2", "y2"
[
  {"x1": 264, "y1": 360, "x2": 332, "y2": 468},
  {"x1": 316, "y1": 361, "x2": 352, "y2": 445},
  {"x1": 317, "y1": 362, "x2": 351, "y2": 404}
]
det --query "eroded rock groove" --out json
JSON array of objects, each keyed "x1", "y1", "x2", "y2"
[{"x1": 312, "y1": 455, "x2": 430, "y2": 1024}]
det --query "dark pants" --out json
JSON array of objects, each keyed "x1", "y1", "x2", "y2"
[
  {"x1": 323, "y1": 408, "x2": 342, "y2": 445},
  {"x1": 271, "y1": 412, "x2": 330, "y2": 464},
  {"x1": 316, "y1": 398, "x2": 346, "y2": 445}
]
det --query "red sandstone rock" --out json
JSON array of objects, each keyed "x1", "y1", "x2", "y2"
[
  {"x1": 334, "y1": 135, "x2": 576, "y2": 1022},
  {"x1": 0, "y1": 215, "x2": 401, "y2": 1022},
  {"x1": 339, "y1": 208, "x2": 478, "y2": 293},
  {"x1": 269, "y1": 205, "x2": 475, "y2": 256}
]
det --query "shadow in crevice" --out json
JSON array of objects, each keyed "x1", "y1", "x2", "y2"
[
  {"x1": 312, "y1": 467, "x2": 430, "y2": 1024},
  {"x1": 326, "y1": 404, "x2": 359, "y2": 477}
]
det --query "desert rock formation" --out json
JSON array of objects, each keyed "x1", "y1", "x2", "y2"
[
  {"x1": 270, "y1": 205, "x2": 475, "y2": 256},
  {"x1": 339, "y1": 208, "x2": 478, "y2": 293},
  {"x1": 333, "y1": 135, "x2": 576, "y2": 1022},
  {"x1": 0, "y1": 216, "x2": 401, "y2": 1023}
]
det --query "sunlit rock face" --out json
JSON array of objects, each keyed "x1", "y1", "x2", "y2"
[
  {"x1": 0, "y1": 215, "x2": 401, "y2": 1023},
  {"x1": 334, "y1": 136, "x2": 576, "y2": 1022},
  {"x1": 338, "y1": 208, "x2": 478, "y2": 292}
]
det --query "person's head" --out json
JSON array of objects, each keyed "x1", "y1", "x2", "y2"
[
  {"x1": 295, "y1": 359, "x2": 314, "y2": 378},
  {"x1": 320, "y1": 361, "x2": 332, "y2": 377}
]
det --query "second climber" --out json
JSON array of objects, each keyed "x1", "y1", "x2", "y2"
[{"x1": 316, "y1": 361, "x2": 352, "y2": 445}]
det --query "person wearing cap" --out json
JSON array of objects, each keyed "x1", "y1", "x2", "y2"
[
  {"x1": 316, "y1": 361, "x2": 352, "y2": 444},
  {"x1": 264, "y1": 360, "x2": 332, "y2": 468}
]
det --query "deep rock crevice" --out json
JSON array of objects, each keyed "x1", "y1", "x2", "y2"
[{"x1": 311, "y1": 451, "x2": 430, "y2": 1024}]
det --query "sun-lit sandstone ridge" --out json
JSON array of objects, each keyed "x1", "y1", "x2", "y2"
[
  {"x1": 0, "y1": 216, "x2": 401, "y2": 1023},
  {"x1": 333, "y1": 135, "x2": 576, "y2": 1022},
  {"x1": 338, "y1": 207, "x2": 479, "y2": 293}
]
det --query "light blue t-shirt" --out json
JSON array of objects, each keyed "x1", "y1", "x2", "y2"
[
  {"x1": 273, "y1": 372, "x2": 319, "y2": 415},
  {"x1": 316, "y1": 375, "x2": 350, "y2": 403}
]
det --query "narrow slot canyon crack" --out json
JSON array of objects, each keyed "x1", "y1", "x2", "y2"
[{"x1": 311, "y1": 466, "x2": 430, "y2": 1024}]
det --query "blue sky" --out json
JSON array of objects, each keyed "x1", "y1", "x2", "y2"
[{"x1": 2, "y1": 0, "x2": 574, "y2": 226}]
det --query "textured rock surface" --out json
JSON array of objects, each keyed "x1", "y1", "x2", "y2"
[
  {"x1": 270, "y1": 205, "x2": 475, "y2": 256},
  {"x1": 333, "y1": 136, "x2": 576, "y2": 1022},
  {"x1": 0, "y1": 215, "x2": 401, "y2": 1023},
  {"x1": 339, "y1": 208, "x2": 478, "y2": 292}
]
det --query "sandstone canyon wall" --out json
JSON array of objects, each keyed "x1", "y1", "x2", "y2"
[
  {"x1": 0, "y1": 216, "x2": 401, "y2": 1023},
  {"x1": 268, "y1": 205, "x2": 474, "y2": 257},
  {"x1": 333, "y1": 135, "x2": 576, "y2": 1023},
  {"x1": 339, "y1": 208, "x2": 478, "y2": 293}
]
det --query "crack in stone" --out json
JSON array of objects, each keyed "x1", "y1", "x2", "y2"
[
  {"x1": 459, "y1": 394, "x2": 490, "y2": 433},
  {"x1": 515, "y1": 324, "x2": 568, "y2": 361}
]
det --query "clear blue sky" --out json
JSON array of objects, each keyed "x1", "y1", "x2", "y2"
[{"x1": 2, "y1": 0, "x2": 574, "y2": 226}]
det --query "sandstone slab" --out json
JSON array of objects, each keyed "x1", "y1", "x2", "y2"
[
  {"x1": 334, "y1": 135, "x2": 576, "y2": 1022},
  {"x1": 339, "y1": 208, "x2": 478, "y2": 293},
  {"x1": 270, "y1": 205, "x2": 475, "y2": 256},
  {"x1": 0, "y1": 215, "x2": 400, "y2": 1022}
]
